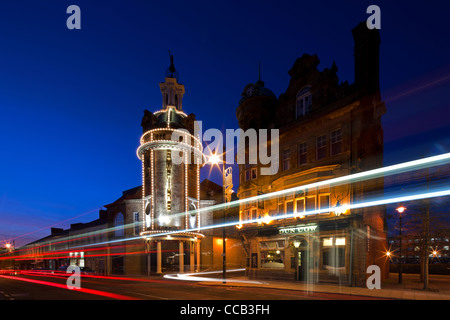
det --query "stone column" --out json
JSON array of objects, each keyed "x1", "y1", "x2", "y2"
[
  {"x1": 156, "y1": 241, "x2": 162, "y2": 274},
  {"x1": 190, "y1": 241, "x2": 195, "y2": 272},
  {"x1": 196, "y1": 240, "x2": 201, "y2": 272},
  {"x1": 179, "y1": 241, "x2": 184, "y2": 272},
  {"x1": 147, "y1": 240, "x2": 152, "y2": 275}
]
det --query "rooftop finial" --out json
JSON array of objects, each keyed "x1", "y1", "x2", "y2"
[
  {"x1": 165, "y1": 50, "x2": 179, "y2": 81},
  {"x1": 168, "y1": 50, "x2": 175, "y2": 72}
]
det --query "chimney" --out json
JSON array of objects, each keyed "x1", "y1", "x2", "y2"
[
  {"x1": 99, "y1": 209, "x2": 108, "y2": 220},
  {"x1": 51, "y1": 227, "x2": 64, "y2": 235}
]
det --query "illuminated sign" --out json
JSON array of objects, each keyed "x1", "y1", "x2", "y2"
[{"x1": 279, "y1": 224, "x2": 317, "y2": 234}]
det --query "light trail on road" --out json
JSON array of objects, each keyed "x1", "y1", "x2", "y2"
[
  {"x1": 0, "y1": 274, "x2": 140, "y2": 300},
  {"x1": 164, "y1": 268, "x2": 266, "y2": 284}
]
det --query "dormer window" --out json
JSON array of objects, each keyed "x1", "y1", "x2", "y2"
[{"x1": 295, "y1": 86, "x2": 312, "y2": 119}]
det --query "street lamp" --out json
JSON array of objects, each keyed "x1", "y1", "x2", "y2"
[
  {"x1": 207, "y1": 150, "x2": 227, "y2": 284},
  {"x1": 396, "y1": 206, "x2": 406, "y2": 284},
  {"x1": 208, "y1": 153, "x2": 220, "y2": 166}
]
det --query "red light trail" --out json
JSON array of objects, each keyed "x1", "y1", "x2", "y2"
[{"x1": 0, "y1": 274, "x2": 140, "y2": 300}]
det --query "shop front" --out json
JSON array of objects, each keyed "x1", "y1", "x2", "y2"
[{"x1": 244, "y1": 220, "x2": 352, "y2": 284}]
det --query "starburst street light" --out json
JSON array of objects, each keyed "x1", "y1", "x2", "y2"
[
  {"x1": 4, "y1": 242, "x2": 14, "y2": 252},
  {"x1": 206, "y1": 148, "x2": 227, "y2": 284},
  {"x1": 208, "y1": 152, "x2": 221, "y2": 166}
]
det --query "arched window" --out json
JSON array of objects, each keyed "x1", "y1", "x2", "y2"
[
  {"x1": 114, "y1": 212, "x2": 124, "y2": 237},
  {"x1": 296, "y1": 86, "x2": 312, "y2": 119}
]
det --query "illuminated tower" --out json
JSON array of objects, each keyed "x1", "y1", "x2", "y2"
[{"x1": 137, "y1": 53, "x2": 205, "y2": 273}]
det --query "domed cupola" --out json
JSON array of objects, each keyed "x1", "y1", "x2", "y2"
[
  {"x1": 236, "y1": 63, "x2": 278, "y2": 131},
  {"x1": 239, "y1": 78, "x2": 276, "y2": 104}
]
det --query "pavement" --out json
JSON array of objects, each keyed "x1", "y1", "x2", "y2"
[{"x1": 198, "y1": 273, "x2": 450, "y2": 300}]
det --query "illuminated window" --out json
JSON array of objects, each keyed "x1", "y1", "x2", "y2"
[
  {"x1": 335, "y1": 237, "x2": 346, "y2": 246},
  {"x1": 260, "y1": 241, "x2": 285, "y2": 268},
  {"x1": 305, "y1": 196, "x2": 316, "y2": 213},
  {"x1": 322, "y1": 237, "x2": 346, "y2": 271},
  {"x1": 285, "y1": 201, "x2": 294, "y2": 214},
  {"x1": 250, "y1": 208, "x2": 257, "y2": 221},
  {"x1": 277, "y1": 201, "x2": 284, "y2": 215},
  {"x1": 319, "y1": 194, "x2": 330, "y2": 214},
  {"x1": 295, "y1": 198, "x2": 305, "y2": 216},
  {"x1": 323, "y1": 238, "x2": 333, "y2": 247}
]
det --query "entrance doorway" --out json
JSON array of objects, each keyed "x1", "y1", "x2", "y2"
[{"x1": 295, "y1": 239, "x2": 309, "y2": 281}]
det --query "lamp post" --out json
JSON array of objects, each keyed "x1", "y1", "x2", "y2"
[
  {"x1": 207, "y1": 151, "x2": 227, "y2": 284},
  {"x1": 5, "y1": 241, "x2": 15, "y2": 272},
  {"x1": 396, "y1": 206, "x2": 406, "y2": 284}
]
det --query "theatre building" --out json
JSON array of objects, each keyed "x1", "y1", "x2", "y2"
[
  {"x1": 235, "y1": 22, "x2": 388, "y2": 287},
  {"x1": 19, "y1": 56, "x2": 244, "y2": 275}
]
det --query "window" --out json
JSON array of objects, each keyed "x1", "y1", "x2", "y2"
[
  {"x1": 277, "y1": 202, "x2": 284, "y2": 215},
  {"x1": 331, "y1": 129, "x2": 342, "y2": 155},
  {"x1": 319, "y1": 194, "x2": 330, "y2": 214},
  {"x1": 322, "y1": 237, "x2": 346, "y2": 272},
  {"x1": 282, "y1": 149, "x2": 290, "y2": 171},
  {"x1": 285, "y1": 201, "x2": 294, "y2": 214},
  {"x1": 134, "y1": 212, "x2": 140, "y2": 235},
  {"x1": 245, "y1": 170, "x2": 250, "y2": 181},
  {"x1": 260, "y1": 241, "x2": 285, "y2": 268},
  {"x1": 295, "y1": 198, "x2": 305, "y2": 217},
  {"x1": 114, "y1": 212, "x2": 124, "y2": 237},
  {"x1": 317, "y1": 135, "x2": 327, "y2": 160},
  {"x1": 296, "y1": 86, "x2": 312, "y2": 118},
  {"x1": 251, "y1": 208, "x2": 257, "y2": 221},
  {"x1": 244, "y1": 167, "x2": 258, "y2": 181},
  {"x1": 298, "y1": 142, "x2": 307, "y2": 165},
  {"x1": 244, "y1": 210, "x2": 250, "y2": 220},
  {"x1": 251, "y1": 167, "x2": 257, "y2": 180},
  {"x1": 305, "y1": 196, "x2": 316, "y2": 213}
]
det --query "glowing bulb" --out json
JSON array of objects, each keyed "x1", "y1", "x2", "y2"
[
  {"x1": 262, "y1": 215, "x2": 272, "y2": 224},
  {"x1": 396, "y1": 206, "x2": 406, "y2": 214},
  {"x1": 208, "y1": 153, "x2": 220, "y2": 166}
]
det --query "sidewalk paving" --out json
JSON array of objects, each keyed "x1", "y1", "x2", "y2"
[{"x1": 198, "y1": 273, "x2": 450, "y2": 300}]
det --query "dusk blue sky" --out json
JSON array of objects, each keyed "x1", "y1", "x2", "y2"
[{"x1": 1, "y1": 1, "x2": 449, "y2": 246}]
